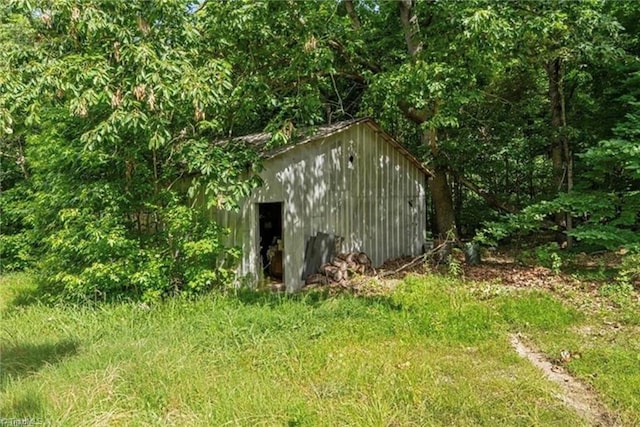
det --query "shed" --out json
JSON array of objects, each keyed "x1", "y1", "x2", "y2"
[{"x1": 212, "y1": 118, "x2": 430, "y2": 291}]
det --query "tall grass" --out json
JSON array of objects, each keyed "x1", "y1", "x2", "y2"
[{"x1": 0, "y1": 273, "x2": 632, "y2": 425}]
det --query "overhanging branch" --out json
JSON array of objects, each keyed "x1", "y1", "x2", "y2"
[
  {"x1": 397, "y1": 101, "x2": 429, "y2": 124},
  {"x1": 327, "y1": 39, "x2": 381, "y2": 74}
]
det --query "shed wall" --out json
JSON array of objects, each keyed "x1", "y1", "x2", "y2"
[{"x1": 212, "y1": 122, "x2": 427, "y2": 291}]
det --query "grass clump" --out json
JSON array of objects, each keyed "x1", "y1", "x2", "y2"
[
  {"x1": 390, "y1": 275, "x2": 502, "y2": 344},
  {"x1": 496, "y1": 291, "x2": 583, "y2": 332}
]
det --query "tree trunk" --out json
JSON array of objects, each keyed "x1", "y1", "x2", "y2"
[
  {"x1": 454, "y1": 174, "x2": 463, "y2": 235},
  {"x1": 398, "y1": 0, "x2": 423, "y2": 57},
  {"x1": 560, "y1": 74, "x2": 574, "y2": 248},
  {"x1": 344, "y1": 0, "x2": 361, "y2": 30},
  {"x1": 424, "y1": 128, "x2": 456, "y2": 239},
  {"x1": 564, "y1": 139, "x2": 574, "y2": 247},
  {"x1": 429, "y1": 164, "x2": 456, "y2": 239},
  {"x1": 547, "y1": 58, "x2": 564, "y2": 193},
  {"x1": 546, "y1": 57, "x2": 567, "y2": 242},
  {"x1": 397, "y1": 0, "x2": 455, "y2": 241}
]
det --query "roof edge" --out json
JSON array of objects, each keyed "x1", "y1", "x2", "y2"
[
  {"x1": 360, "y1": 120, "x2": 433, "y2": 177},
  {"x1": 262, "y1": 117, "x2": 372, "y2": 159},
  {"x1": 219, "y1": 118, "x2": 433, "y2": 178}
]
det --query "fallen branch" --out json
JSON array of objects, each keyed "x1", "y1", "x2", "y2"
[
  {"x1": 378, "y1": 239, "x2": 451, "y2": 278},
  {"x1": 378, "y1": 254, "x2": 424, "y2": 278}
]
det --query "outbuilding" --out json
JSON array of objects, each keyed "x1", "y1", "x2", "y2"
[{"x1": 212, "y1": 118, "x2": 430, "y2": 291}]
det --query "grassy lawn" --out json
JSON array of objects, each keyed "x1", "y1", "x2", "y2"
[{"x1": 1, "y1": 272, "x2": 639, "y2": 426}]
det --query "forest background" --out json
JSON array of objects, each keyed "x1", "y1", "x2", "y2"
[{"x1": 1, "y1": 0, "x2": 639, "y2": 301}]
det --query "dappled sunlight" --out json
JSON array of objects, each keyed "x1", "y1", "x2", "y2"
[{"x1": 210, "y1": 121, "x2": 428, "y2": 291}]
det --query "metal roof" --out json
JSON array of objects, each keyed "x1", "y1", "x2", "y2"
[{"x1": 217, "y1": 118, "x2": 433, "y2": 177}]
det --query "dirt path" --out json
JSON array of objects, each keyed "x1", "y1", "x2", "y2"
[{"x1": 510, "y1": 334, "x2": 618, "y2": 426}]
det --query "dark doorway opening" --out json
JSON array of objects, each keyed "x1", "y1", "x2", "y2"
[{"x1": 258, "y1": 202, "x2": 283, "y2": 279}]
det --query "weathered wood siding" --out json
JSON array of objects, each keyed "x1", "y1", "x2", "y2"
[{"x1": 213, "y1": 122, "x2": 427, "y2": 291}]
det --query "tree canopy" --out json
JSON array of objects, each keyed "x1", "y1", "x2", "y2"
[{"x1": 1, "y1": 0, "x2": 639, "y2": 301}]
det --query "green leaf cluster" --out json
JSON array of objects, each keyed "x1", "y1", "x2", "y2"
[
  {"x1": 2, "y1": 0, "x2": 640, "y2": 299},
  {"x1": 0, "y1": 1, "x2": 260, "y2": 301}
]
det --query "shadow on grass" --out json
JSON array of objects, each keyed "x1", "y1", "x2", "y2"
[
  {"x1": 0, "y1": 339, "x2": 79, "y2": 391},
  {"x1": 0, "y1": 273, "x2": 56, "y2": 311},
  {"x1": 7, "y1": 285, "x2": 45, "y2": 308},
  {"x1": 230, "y1": 287, "x2": 329, "y2": 306},
  {"x1": 1, "y1": 272, "x2": 402, "y2": 314},
  {"x1": 229, "y1": 286, "x2": 401, "y2": 311}
]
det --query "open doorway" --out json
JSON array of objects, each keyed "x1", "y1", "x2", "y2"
[{"x1": 258, "y1": 202, "x2": 283, "y2": 280}]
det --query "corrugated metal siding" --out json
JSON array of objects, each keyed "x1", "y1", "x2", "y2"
[{"x1": 210, "y1": 122, "x2": 427, "y2": 291}]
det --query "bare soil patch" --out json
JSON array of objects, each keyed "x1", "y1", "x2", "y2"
[{"x1": 510, "y1": 334, "x2": 619, "y2": 426}]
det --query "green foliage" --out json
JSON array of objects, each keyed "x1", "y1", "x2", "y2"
[
  {"x1": 447, "y1": 249, "x2": 464, "y2": 278},
  {"x1": 184, "y1": 140, "x2": 263, "y2": 211},
  {"x1": 533, "y1": 244, "x2": 563, "y2": 274},
  {"x1": 480, "y1": 76, "x2": 640, "y2": 250},
  {"x1": 599, "y1": 280, "x2": 634, "y2": 300},
  {"x1": 482, "y1": 53, "x2": 640, "y2": 250},
  {"x1": 1, "y1": 0, "x2": 640, "y2": 301},
  {"x1": 0, "y1": 183, "x2": 36, "y2": 272},
  {"x1": 602, "y1": 252, "x2": 640, "y2": 299},
  {"x1": 479, "y1": 132, "x2": 639, "y2": 248},
  {"x1": 618, "y1": 252, "x2": 640, "y2": 287},
  {"x1": 37, "y1": 199, "x2": 241, "y2": 303},
  {"x1": 0, "y1": 1, "x2": 262, "y2": 300},
  {"x1": 475, "y1": 202, "x2": 556, "y2": 247}
]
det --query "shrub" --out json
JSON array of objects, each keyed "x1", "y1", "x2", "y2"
[
  {"x1": 616, "y1": 252, "x2": 640, "y2": 290},
  {"x1": 38, "y1": 202, "x2": 240, "y2": 303}
]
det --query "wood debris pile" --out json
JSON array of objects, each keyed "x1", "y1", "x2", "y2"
[{"x1": 304, "y1": 251, "x2": 376, "y2": 287}]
